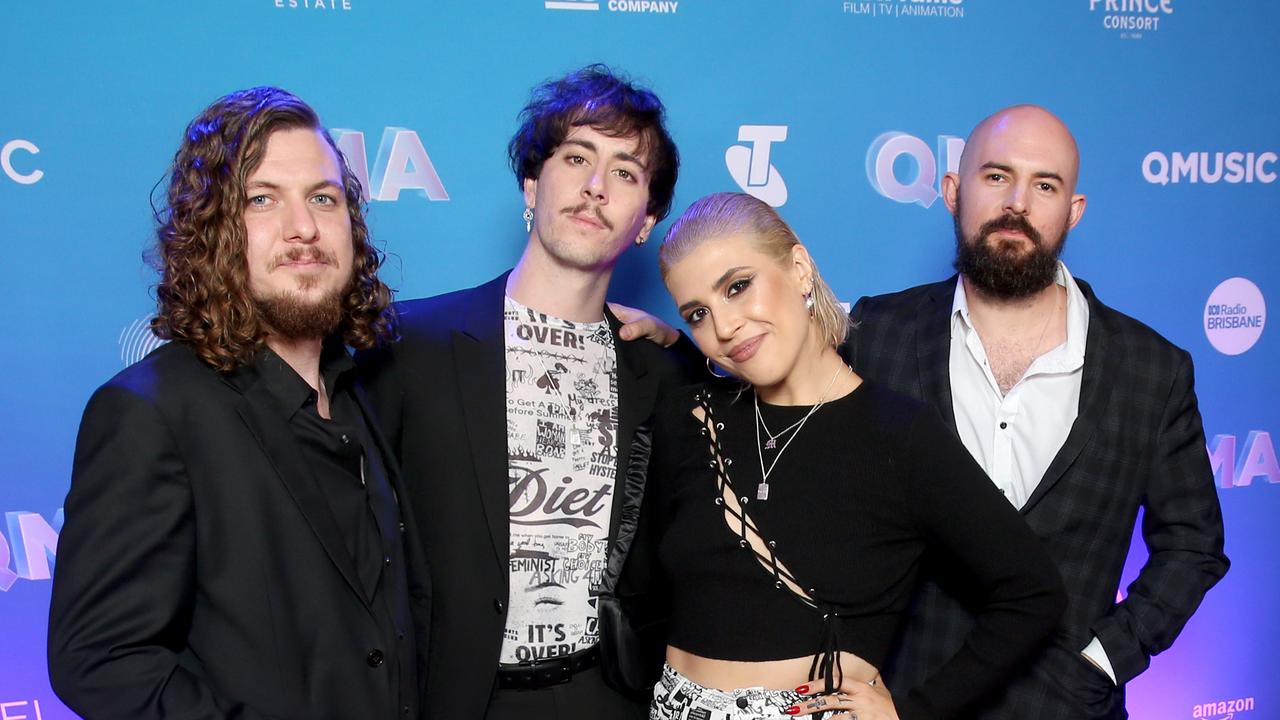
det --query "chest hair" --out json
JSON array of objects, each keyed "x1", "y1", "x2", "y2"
[{"x1": 982, "y1": 336, "x2": 1040, "y2": 395}]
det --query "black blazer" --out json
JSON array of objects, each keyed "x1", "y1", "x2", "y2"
[
  {"x1": 357, "y1": 272, "x2": 697, "y2": 719},
  {"x1": 48, "y1": 341, "x2": 432, "y2": 720},
  {"x1": 847, "y1": 276, "x2": 1229, "y2": 720}
]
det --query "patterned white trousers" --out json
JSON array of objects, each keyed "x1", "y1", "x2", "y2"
[{"x1": 650, "y1": 663, "x2": 814, "y2": 720}]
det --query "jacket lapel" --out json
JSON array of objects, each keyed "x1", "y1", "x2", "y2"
[
  {"x1": 606, "y1": 305, "x2": 655, "y2": 546},
  {"x1": 452, "y1": 273, "x2": 512, "y2": 573},
  {"x1": 918, "y1": 278, "x2": 958, "y2": 432},
  {"x1": 1021, "y1": 279, "x2": 1115, "y2": 515},
  {"x1": 227, "y1": 367, "x2": 370, "y2": 608},
  {"x1": 352, "y1": 383, "x2": 403, "y2": 499}
]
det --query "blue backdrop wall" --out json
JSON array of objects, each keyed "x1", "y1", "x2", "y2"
[{"x1": 2, "y1": 2, "x2": 1276, "y2": 718}]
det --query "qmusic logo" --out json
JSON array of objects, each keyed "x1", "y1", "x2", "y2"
[
  {"x1": 2, "y1": 139, "x2": 43, "y2": 185},
  {"x1": 866, "y1": 131, "x2": 964, "y2": 208},
  {"x1": 0, "y1": 509, "x2": 62, "y2": 592},
  {"x1": 331, "y1": 128, "x2": 449, "y2": 203},
  {"x1": 725, "y1": 125, "x2": 789, "y2": 207},
  {"x1": 1143, "y1": 151, "x2": 1277, "y2": 185}
]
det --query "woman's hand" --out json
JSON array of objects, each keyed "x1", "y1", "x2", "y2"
[{"x1": 786, "y1": 675, "x2": 896, "y2": 720}]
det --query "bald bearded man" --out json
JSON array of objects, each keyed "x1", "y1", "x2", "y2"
[{"x1": 846, "y1": 105, "x2": 1228, "y2": 720}]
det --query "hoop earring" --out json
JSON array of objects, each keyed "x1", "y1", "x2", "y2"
[
  {"x1": 523, "y1": 207, "x2": 534, "y2": 233},
  {"x1": 706, "y1": 357, "x2": 732, "y2": 378}
]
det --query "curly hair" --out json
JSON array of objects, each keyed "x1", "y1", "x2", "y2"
[
  {"x1": 508, "y1": 64, "x2": 679, "y2": 222},
  {"x1": 149, "y1": 86, "x2": 394, "y2": 372}
]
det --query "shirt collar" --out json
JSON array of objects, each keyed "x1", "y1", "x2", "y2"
[
  {"x1": 256, "y1": 339, "x2": 355, "y2": 418},
  {"x1": 951, "y1": 261, "x2": 1089, "y2": 371}
]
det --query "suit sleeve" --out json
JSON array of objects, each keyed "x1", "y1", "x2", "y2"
[
  {"x1": 1091, "y1": 350, "x2": 1229, "y2": 684},
  {"x1": 48, "y1": 385, "x2": 276, "y2": 720},
  {"x1": 659, "y1": 331, "x2": 706, "y2": 388},
  {"x1": 895, "y1": 408, "x2": 1068, "y2": 720},
  {"x1": 841, "y1": 296, "x2": 872, "y2": 370}
]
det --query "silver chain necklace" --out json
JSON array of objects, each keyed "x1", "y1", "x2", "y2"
[
  {"x1": 755, "y1": 409, "x2": 810, "y2": 450},
  {"x1": 752, "y1": 364, "x2": 847, "y2": 501}
]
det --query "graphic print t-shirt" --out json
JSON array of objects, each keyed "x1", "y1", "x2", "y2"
[{"x1": 501, "y1": 297, "x2": 619, "y2": 664}]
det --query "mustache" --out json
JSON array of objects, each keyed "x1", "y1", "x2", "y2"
[
  {"x1": 270, "y1": 246, "x2": 337, "y2": 270},
  {"x1": 977, "y1": 213, "x2": 1042, "y2": 247},
  {"x1": 562, "y1": 202, "x2": 613, "y2": 231}
]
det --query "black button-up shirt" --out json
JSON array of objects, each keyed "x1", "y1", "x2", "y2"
[{"x1": 257, "y1": 343, "x2": 418, "y2": 719}]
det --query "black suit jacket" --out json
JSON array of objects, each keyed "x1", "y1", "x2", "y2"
[
  {"x1": 357, "y1": 272, "x2": 698, "y2": 719},
  {"x1": 847, "y1": 276, "x2": 1228, "y2": 720},
  {"x1": 48, "y1": 341, "x2": 432, "y2": 720}
]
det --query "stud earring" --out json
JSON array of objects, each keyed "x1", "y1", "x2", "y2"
[{"x1": 523, "y1": 207, "x2": 534, "y2": 233}]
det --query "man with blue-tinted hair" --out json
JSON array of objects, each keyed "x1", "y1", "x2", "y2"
[
  {"x1": 358, "y1": 65, "x2": 696, "y2": 720},
  {"x1": 847, "y1": 104, "x2": 1228, "y2": 720}
]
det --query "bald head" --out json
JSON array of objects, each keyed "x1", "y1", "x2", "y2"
[
  {"x1": 959, "y1": 104, "x2": 1081, "y2": 193},
  {"x1": 942, "y1": 104, "x2": 1088, "y2": 299}
]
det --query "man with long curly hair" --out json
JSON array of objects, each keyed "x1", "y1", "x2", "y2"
[
  {"x1": 48, "y1": 87, "x2": 431, "y2": 719},
  {"x1": 358, "y1": 65, "x2": 696, "y2": 720}
]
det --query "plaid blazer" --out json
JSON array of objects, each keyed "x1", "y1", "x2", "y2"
[{"x1": 846, "y1": 275, "x2": 1228, "y2": 720}]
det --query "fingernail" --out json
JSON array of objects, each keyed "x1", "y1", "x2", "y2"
[
  {"x1": 784, "y1": 707, "x2": 800, "y2": 716},
  {"x1": 794, "y1": 685, "x2": 809, "y2": 694}
]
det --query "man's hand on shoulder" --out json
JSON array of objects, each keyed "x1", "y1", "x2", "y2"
[{"x1": 609, "y1": 302, "x2": 680, "y2": 348}]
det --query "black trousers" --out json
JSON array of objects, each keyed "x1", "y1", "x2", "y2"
[{"x1": 485, "y1": 665, "x2": 647, "y2": 720}]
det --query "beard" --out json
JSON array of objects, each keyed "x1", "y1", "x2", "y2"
[
  {"x1": 952, "y1": 197, "x2": 1069, "y2": 300},
  {"x1": 254, "y1": 286, "x2": 347, "y2": 341},
  {"x1": 253, "y1": 246, "x2": 350, "y2": 340}
]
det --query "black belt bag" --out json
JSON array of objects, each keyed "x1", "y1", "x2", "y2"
[{"x1": 495, "y1": 646, "x2": 600, "y2": 690}]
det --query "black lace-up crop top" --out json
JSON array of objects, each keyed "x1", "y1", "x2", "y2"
[{"x1": 648, "y1": 380, "x2": 1065, "y2": 720}]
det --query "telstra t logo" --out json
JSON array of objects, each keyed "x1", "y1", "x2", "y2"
[{"x1": 726, "y1": 125, "x2": 788, "y2": 207}]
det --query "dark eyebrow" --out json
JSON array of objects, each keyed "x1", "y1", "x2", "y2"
[
  {"x1": 561, "y1": 138, "x2": 648, "y2": 171},
  {"x1": 979, "y1": 162, "x2": 1063, "y2": 184},
  {"x1": 677, "y1": 266, "x2": 751, "y2": 314},
  {"x1": 244, "y1": 179, "x2": 343, "y2": 194}
]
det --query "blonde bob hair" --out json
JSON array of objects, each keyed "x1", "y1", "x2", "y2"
[{"x1": 658, "y1": 192, "x2": 849, "y2": 347}]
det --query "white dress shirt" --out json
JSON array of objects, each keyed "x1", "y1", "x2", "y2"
[
  {"x1": 949, "y1": 262, "x2": 1088, "y2": 510},
  {"x1": 948, "y1": 262, "x2": 1117, "y2": 683}
]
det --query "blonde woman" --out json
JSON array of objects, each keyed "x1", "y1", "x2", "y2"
[{"x1": 643, "y1": 192, "x2": 1065, "y2": 720}]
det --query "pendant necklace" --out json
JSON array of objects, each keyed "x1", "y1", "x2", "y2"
[
  {"x1": 753, "y1": 363, "x2": 847, "y2": 501},
  {"x1": 756, "y1": 410, "x2": 809, "y2": 450}
]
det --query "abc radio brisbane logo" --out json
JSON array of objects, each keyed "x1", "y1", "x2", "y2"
[{"x1": 1204, "y1": 278, "x2": 1265, "y2": 356}]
